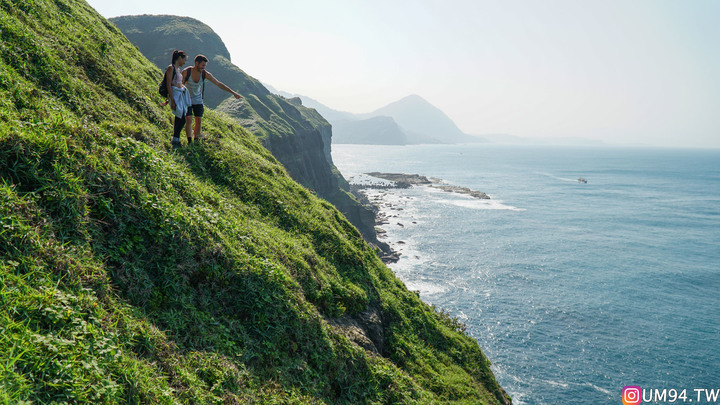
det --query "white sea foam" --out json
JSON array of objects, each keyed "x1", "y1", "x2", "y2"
[
  {"x1": 581, "y1": 382, "x2": 613, "y2": 396},
  {"x1": 428, "y1": 196, "x2": 524, "y2": 211},
  {"x1": 402, "y1": 280, "x2": 448, "y2": 296},
  {"x1": 535, "y1": 171, "x2": 584, "y2": 183},
  {"x1": 390, "y1": 244, "x2": 432, "y2": 274},
  {"x1": 541, "y1": 379, "x2": 613, "y2": 396},
  {"x1": 418, "y1": 185, "x2": 525, "y2": 211},
  {"x1": 543, "y1": 379, "x2": 570, "y2": 388},
  {"x1": 445, "y1": 198, "x2": 525, "y2": 211}
]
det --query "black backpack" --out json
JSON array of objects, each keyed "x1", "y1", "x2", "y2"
[{"x1": 158, "y1": 67, "x2": 176, "y2": 98}]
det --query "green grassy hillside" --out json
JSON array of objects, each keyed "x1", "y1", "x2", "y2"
[{"x1": 0, "y1": 0, "x2": 510, "y2": 403}]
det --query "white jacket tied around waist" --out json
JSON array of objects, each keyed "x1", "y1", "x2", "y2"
[{"x1": 171, "y1": 86, "x2": 191, "y2": 119}]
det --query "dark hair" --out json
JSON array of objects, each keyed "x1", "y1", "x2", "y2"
[
  {"x1": 171, "y1": 50, "x2": 187, "y2": 64},
  {"x1": 194, "y1": 54, "x2": 209, "y2": 64}
]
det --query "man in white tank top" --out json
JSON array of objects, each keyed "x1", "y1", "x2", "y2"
[{"x1": 183, "y1": 54, "x2": 242, "y2": 141}]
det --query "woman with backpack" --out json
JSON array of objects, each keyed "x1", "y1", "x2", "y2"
[{"x1": 163, "y1": 50, "x2": 192, "y2": 148}]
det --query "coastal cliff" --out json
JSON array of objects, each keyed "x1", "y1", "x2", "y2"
[{"x1": 0, "y1": 0, "x2": 510, "y2": 403}]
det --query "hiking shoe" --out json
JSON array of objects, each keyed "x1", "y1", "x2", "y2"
[{"x1": 172, "y1": 138, "x2": 182, "y2": 149}]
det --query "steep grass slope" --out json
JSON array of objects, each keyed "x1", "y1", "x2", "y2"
[{"x1": 0, "y1": 0, "x2": 510, "y2": 403}]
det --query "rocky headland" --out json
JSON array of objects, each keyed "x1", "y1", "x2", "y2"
[
  {"x1": 362, "y1": 172, "x2": 490, "y2": 199},
  {"x1": 349, "y1": 172, "x2": 491, "y2": 263},
  {"x1": 432, "y1": 184, "x2": 490, "y2": 199}
]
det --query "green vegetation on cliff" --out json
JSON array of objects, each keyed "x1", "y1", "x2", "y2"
[{"x1": 0, "y1": 0, "x2": 509, "y2": 403}]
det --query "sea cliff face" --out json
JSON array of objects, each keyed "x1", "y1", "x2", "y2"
[
  {"x1": 285, "y1": 96, "x2": 334, "y2": 165},
  {"x1": 260, "y1": 108, "x2": 338, "y2": 195},
  {"x1": 214, "y1": 96, "x2": 336, "y2": 194}
]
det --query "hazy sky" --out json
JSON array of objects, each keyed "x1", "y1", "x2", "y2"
[{"x1": 88, "y1": 0, "x2": 719, "y2": 148}]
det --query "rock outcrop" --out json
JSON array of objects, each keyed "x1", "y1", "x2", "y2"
[{"x1": 364, "y1": 172, "x2": 490, "y2": 199}]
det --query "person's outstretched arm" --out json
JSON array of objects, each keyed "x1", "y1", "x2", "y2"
[{"x1": 205, "y1": 71, "x2": 242, "y2": 99}]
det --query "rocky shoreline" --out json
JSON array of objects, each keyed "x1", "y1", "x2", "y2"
[
  {"x1": 363, "y1": 172, "x2": 490, "y2": 199},
  {"x1": 349, "y1": 172, "x2": 491, "y2": 263},
  {"x1": 348, "y1": 185, "x2": 402, "y2": 263}
]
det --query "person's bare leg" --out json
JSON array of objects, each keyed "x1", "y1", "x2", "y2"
[
  {"x1": 185, "y1": 116, "x2": 193, "y2": 143},
  {"x1": 194, "y1": 116, "x2": 202, "y2": 139}
]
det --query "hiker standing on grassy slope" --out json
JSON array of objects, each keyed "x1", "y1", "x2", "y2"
[
  {"x1": 165, "y1": 50, "x2": 192, "y2": 148},
  {"x1": 182, "y1": 54, "x2": 242, "y2": 141}
]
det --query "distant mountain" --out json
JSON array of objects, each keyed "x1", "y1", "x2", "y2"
[
  {"x1": 268, "y1": 88, "x2": 406, "y2": 145},
  {"x1": 364, "y1": 95, "x2": 482, "y2": 144},
  {"x1": 332, "y1": 116, "x2": 407, "y2": 144},
  {"x1": 274, "y1": 91, "x2": 485, "y2": 145}
]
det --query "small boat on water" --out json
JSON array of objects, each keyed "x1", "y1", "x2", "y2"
[{"x1": 577, "y1": 178, "x2": 588, "y2": 184}]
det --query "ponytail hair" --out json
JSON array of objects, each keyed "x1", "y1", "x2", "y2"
[{"x1": 171, "y1": 50, "x2": 187, "y2": 64}]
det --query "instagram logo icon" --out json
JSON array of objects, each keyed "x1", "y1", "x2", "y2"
[{"x1": 623, "y1": 386, "x2": 642, "y2": 405}]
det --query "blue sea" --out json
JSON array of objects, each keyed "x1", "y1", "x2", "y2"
[{"x1": 332, "y1": 144, "x2": 720, "y2": 405}]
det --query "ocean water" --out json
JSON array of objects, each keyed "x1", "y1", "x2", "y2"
[{"x1": 332, "y1": 144, "x2": 720, "y2": 404}]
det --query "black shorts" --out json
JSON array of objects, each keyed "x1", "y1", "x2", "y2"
[{"x1": 186, "y1": 104, "x2": 204, "y2": 117}]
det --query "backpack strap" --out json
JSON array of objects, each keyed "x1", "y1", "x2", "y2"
[
  {"x1": 201, "y1": 70, "x2": 206, "y2": 99},
  {"x1": 165, "y1": 65, "x2": 177, "y2": 82},
  {"x1": 183, "y1": 67, "x2": 190, "y2": 85}
]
